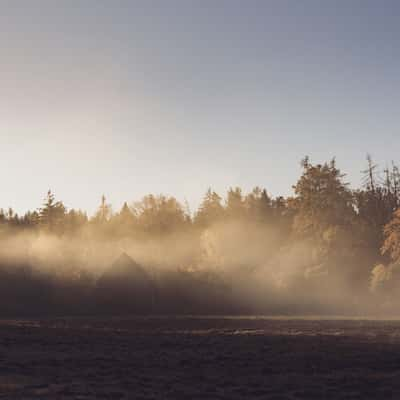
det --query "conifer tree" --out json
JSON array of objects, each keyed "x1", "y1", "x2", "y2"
[
  {"x1": 194, "y1": 188, "x2": 224, "y2": 228},
  {"x1": 39, "y1": 190, "x2": 66, "y2": 233}
]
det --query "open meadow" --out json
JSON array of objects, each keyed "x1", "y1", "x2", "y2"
[{"x1": 1, "y1": 317, "x2": 400, "y2": 399}]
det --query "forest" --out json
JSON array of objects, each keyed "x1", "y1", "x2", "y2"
[{"x1": 1, "y1": 156, "x2": 400, "y2": 316}]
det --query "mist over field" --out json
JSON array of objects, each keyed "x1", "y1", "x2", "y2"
[
  {"x1": 0, "y1": 157, "x2": 399, "y2": 316},
  {"x1": 4, "y1": 3, "x2": 400, "y2": 399}
]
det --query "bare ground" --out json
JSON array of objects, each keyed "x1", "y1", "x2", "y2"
[{"x1": 0, "y1": 317, "x2": 400, "y2": 399}]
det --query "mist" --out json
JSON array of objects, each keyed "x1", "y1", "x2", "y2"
[{"x1": 0, "y1": 157, "x2": 399, "y2": 316}]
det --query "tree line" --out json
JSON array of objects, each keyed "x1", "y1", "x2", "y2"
[
  {"x1": 0, "y1": 155, "x2": 400, "y2": 314},
  {"x1": 2, "y1": 155, "x2": 400, "y2": 265}
]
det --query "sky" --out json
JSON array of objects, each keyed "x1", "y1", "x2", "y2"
[{"x1": 1, "y1": 1, "x2": 400, "y2": 215}]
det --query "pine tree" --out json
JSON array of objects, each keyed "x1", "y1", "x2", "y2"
[
  {"x1": 245, "y1": 187, "x2": 271, "y2": 222},
  {"x1": 93, "y1": 195, "x2": 112, "y2": 223},
  {"x1": 292, "y1": 157, "x2": 354, "y2": 236},
  {"x1": 39, "y1": 190, "x2": 66, "y2": 233},
  {"x1": 194, "y1": 188, "x2": 224, "y2": 228},
  {"x1": 225, "y1": 187, "x2": 245, "y2": 219}
]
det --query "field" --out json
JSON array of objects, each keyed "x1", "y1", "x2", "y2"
[{"x1": 1, "y1": 317, "x2": 400, "y2": 399}]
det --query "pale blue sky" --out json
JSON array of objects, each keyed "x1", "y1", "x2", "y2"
[{"x1": 1, "y1": 1, "x2": 400, "y2": 214}]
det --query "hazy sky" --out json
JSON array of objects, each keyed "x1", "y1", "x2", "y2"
[{"x1": 2, "y1": 1, "x2": 400, "y2": 215}]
